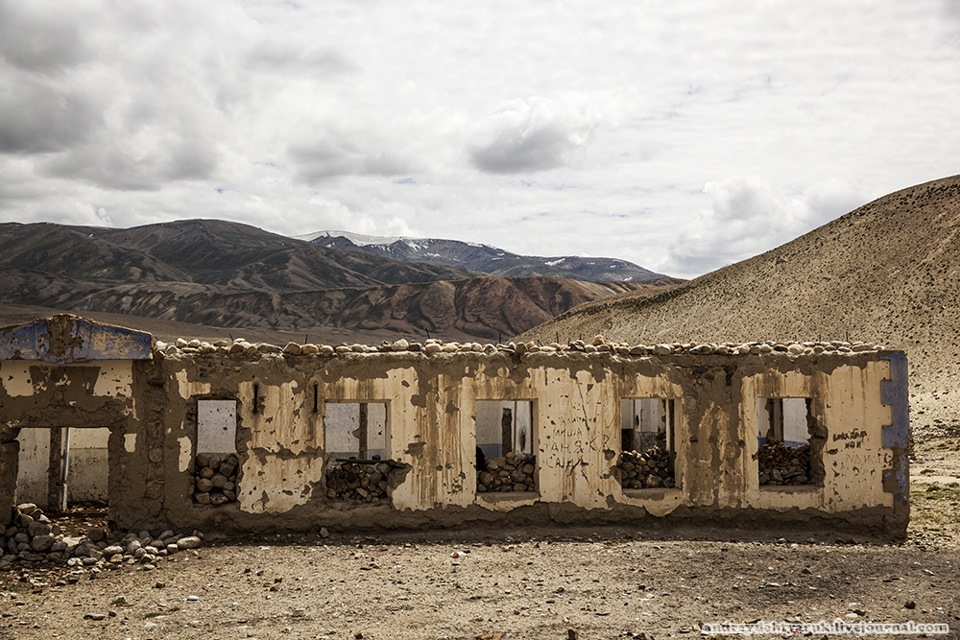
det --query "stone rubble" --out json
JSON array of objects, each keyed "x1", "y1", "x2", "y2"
[
  {"x1": 757, "y1": 441, "x2": 813, "y2": 486},
  {"x1": 616, "y1": 446, "x2": 676, "y2": 489},
  {"x1": 0, "y1": 503, "x2": 202, "y2": 576},
  {"x1": 193, "y1": 452, "x2": 240, "y2": 505},
  {"x1": 325, "y1": 460, "x2": 405, "y2": 503},
  {"x1": 477, "y1": 452, "x2": 536, "y2": 493},
  {"x1": 155, "y1": 336, "x2": 886, "y2": 360}
]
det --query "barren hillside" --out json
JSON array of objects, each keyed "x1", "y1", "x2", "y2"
[
  {"x1": 0, "y1": 219, "x2": 679, "y2": 342},
  {"x1": 522, "y1": 175, "x2": 960, "y2": 437}
]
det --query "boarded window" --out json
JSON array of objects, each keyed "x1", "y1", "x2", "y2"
[{"x1": 197, "y1": 400, "x2": 238, "y2": 454}]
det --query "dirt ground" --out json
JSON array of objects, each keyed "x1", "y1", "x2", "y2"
[{"x1": 2, "y1": 442, "x2": 958, "y2": 640}]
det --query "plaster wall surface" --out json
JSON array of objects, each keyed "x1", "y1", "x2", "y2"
[
  {"x1": 15, "y1": 427, "x2": 48, "y2": 505},
  {"x1": 66, "y1": 427, "x2": 109, "y2": 503},
  {"x1": 137, "y1": 348, "x2": 907, "y2": 538},
  {"x1": 0, "y1": 319, "x2": 908, "y2": 538}
]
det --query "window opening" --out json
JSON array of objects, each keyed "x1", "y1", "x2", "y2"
[
  {"x1": 617, "y1": 398, "x2": 676, "y2": 489},
  {"x1": 475, "y1": 400, "x2": 535, "y2": 493},
  {"x1": 756, "y1": 397, "x2": 823, "y2": 487},
  {"x1": 324, "y1": 402, "x2": 399, "y2": 504},
  {"x1": 194, "y1": 400, "x2": 239, "y2": 506}
]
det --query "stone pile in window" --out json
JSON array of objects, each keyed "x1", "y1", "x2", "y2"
[
  {"x1": 617, "y1": 447, "x2": 676, "y2": 489},
  {"x1": 155, "y1": 336, "x2": 885, "y2": 359},
  {"x1": 193, "y1": 453, "x2": 239, "y2": 505},
  {"x1": 758, "y1": 441, "x2": 812, "y2": 486},
  {"x1": 477, "y1": 452, "x2": 536, "y2": 492},
  {"x1": 325, "y1": 460, "x2": 398, "y2": 502},
  {"x1": 0, "y1": 503, "x2": 202, "y2": 575}
]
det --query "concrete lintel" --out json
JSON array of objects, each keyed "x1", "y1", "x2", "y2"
[{"x1": 0, "y1": 315, "x2": 152, "y2": 364}]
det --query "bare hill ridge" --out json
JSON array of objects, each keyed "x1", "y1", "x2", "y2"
[
  {"x1": 522, "y1": 175, "x2": 960, "y2": 436},
  {"x1": 306, "y1": 230, "x2": 667, "y2": 283},
  {"x1": 0, "y1": 220, "x2": 676, "y2": 342}
]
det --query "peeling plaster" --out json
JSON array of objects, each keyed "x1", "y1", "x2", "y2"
[
  {"x1": 178, "y1": 436, "x2": 192, "y2": 472},
  {"x1": 0, "y1": 324, "x2": 909, "y2": 537}
]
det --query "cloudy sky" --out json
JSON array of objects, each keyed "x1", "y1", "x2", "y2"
[{"x1": 0, "y1": 1, "x2": 957, "y2": 278}]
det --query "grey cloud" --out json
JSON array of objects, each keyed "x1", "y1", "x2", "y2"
[
  {"x1": 0, "y1": 1, "x2": 90, "y2": 73},
  {"x1": 469, "y1": 98, "x2": 601, "y2": 174},
  {"x1": 470, "y1": 120, "x2": 578, "y2": 174},
  {"x1": 245, "y1": 39, "x2": 360, "y2": 76},
  {"x1": 0, "y1": 80, "x2": 102, "y2": 153},
  {"x1": 45, "y1": 134, "x2": 219, "y2": 191},
  {"x1": 289, "y1": 135, "x2": 414, "y2": 183}
]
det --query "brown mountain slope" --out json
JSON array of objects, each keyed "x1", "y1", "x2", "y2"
[
  {"x1": 521, "y1": 175, "x2": 960, "y2": 437},
  {"x1": 1, "y1": 275, "x2": 665, "y2": 342},
  {"x1": 89, "y1": 219, "x2": 474, "y2": 290}
]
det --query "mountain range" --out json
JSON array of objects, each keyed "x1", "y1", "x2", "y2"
[
  {"x1": 0, "y1": 220, "x2": 677, "y2": 342},
  {"x1": 302, "y1": 230, "x2": 666, "y2": 283}
]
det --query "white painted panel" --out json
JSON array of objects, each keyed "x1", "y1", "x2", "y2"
[
  {"x1": 325, "y1": 402, "x2": 359, "y2": 461},
  {"x1": 783, "y1": 397, "x2": 810, "y2": 445},
  {"x1": 366, "y1": 402, "x2": 387, "y2": 459},
  {"x1": 513, "y1": 401, "x2": 532, "y2": 454},
  {"x1": 16, "y1": 428, "x2": 49, "y2": 505},
  {"x1": 66, "y1": 427, "x2": 109, "y2": 503},
  {"x1": 197, "y1": 400, "x2": 237, "y2": 453}
]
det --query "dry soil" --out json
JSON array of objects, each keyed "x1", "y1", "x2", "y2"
[{"x1": 1, "y1": 442, "x2": 958, "y2": 640}]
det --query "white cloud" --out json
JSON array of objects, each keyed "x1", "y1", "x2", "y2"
[
  {"x1": 0, "y1": 0, "x2": 957, "y2": 278},
  {"x1": 468, "y1": 95, "x2": 609, "y2": 174},
  {"x1": 661, "y1": 177, "x2": 869, "y2": 276}
]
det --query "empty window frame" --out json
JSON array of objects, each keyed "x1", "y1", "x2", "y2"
[
  {"x1": 195, "y1": 400, "x2": 240, "y2": 506},
  {"x1": 618, "y1": 398, "x2": 676, "y2": 489},
  {"x1": 756, "y1": 397, "x2": 822, "y2": 487},
  {"x1": 475, "y1": 400, "x2": 535, "y2": 493},
  {"x1": 323, "y1": 402, "x2": 387, "y2": 467}
]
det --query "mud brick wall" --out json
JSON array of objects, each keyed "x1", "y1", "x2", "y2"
[{"x1": 0, "y1": 316, "x2": 911, "y2": 539}]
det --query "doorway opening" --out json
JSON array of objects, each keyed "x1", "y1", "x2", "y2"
[{"x1": 15, "y1": 426, "x2": 110, "y2": 513}]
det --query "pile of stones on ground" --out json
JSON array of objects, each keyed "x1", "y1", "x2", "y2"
[
  {"x1": 193, "y1": 452, "x2": 239, "y2": 505},
  {"x1": 477, "y1": 452, "x2": 536, "y2": 492},
  {"x1": 0, "y1": 504, "x2": 202, "y2": 576},
  {"x1": 325, "y1": 460, "x2": 401, "y2": 502},
  {"x1": 758, "y1": 441, "x2": 813, "y2": 486},
  {"x1": 616, "y1": 446, "x2": 676, "y2": 489},
  {"x1": 155, "y1": 335, "x2": 886, "y2": 359}
]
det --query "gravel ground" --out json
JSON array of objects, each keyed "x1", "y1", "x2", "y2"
[{"x1": 2, "y1": 443, "x2": 958, "y2": 640}]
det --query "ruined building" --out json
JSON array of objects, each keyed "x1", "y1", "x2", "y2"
[{"x1": 0, "y1": 315, "x2": 909, "y2": 538}]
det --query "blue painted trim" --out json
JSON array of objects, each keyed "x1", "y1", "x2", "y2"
[
  {"x1": 0, "y1": 317, "x2": 152, "y2": 363},
  {"x1": 880, "y1": 351, "x2": 909, "y2": 504},
  {"x1": 880, "y1": 352, "x2": 909, "y2": 450}
]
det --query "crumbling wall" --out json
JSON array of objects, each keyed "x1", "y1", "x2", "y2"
[
  {"x1": 0, "y1": 320, "x2": 909, "y2": 538},
  {"x1": 0, "y1": 360, "x2": 140, "y2": 522}
]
